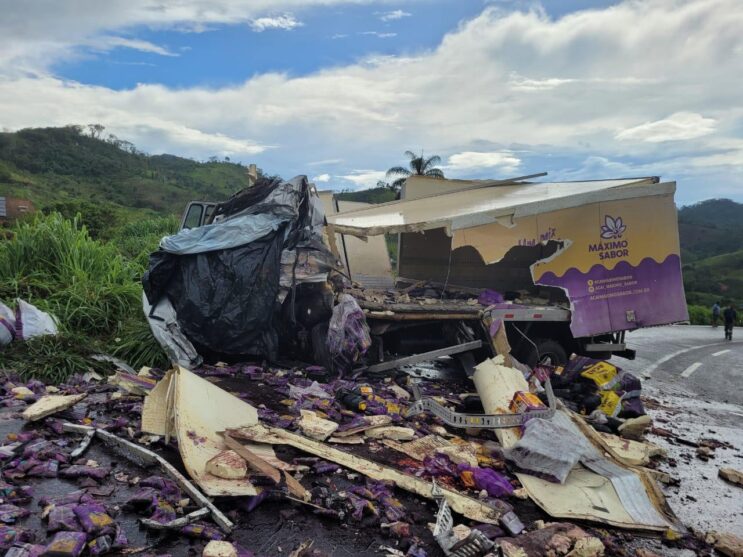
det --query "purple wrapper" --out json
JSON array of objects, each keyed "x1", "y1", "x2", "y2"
[
  {"x1": 179, "y1": 523, "x2": 224, "y2": 541},
  {"x1": 72, "y1": 504, "x2": 115, "y2": 535},
  {"x1": 46, "y1": 506, "x2": 81, "y2": 532},
  {"x1": 60, "y1": 466, "x2": 110, "y2": 481},
  {"x1": 42, "y1": 531, "x2": 88, "y2": 557}
]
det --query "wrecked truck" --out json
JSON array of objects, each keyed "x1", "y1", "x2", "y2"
[
  {"x1": 143, "y1": 173, "x2": 688, "y2": 372},
  {"x1": 326, "y1": 174, "x2": 689, "y2": 367}
]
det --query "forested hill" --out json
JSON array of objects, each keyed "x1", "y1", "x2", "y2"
[
  {"x1": 678, "y1": 199, "x2": 743, "y2": 306},
  {"x1": 0, "y1": 126, "x2": 252, "y2": 215}
]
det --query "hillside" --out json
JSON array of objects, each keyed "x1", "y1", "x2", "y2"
[
  {"x1": 0, "y1": 126, "x2": 252, "y2": 217},
  {"x1": 678, "y1": 199, "x2": 743, "y2": 306}
]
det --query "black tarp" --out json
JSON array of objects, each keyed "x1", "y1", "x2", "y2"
[{"x1": 142, "y1": 176, "x2": 337, "y2": 362}]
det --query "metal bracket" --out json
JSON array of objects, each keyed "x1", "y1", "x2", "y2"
[
  {"x1": 432, "y1": 481, "x2": 495, "y2": 557},
  {"x1": 405, "y1": 378, "x2": 556, "y2": 429}
]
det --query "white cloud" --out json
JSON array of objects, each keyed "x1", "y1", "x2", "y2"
[
  {"x1": 338, "y1": 170, "x2": 386, "y2": 188},
  {"x1": 331, "y1": 33, "x2": 349, "y2": 39},
  {"x1": 90, "y1": 36, "x2": 178, "y2": 56},
  {"x1": 446, "y1": 151, "x2": 521, "y2": 172},
  {"x1": 249, "y1": 14, "x2": 303, "y2": 32},
  {"x1": 312, "y1": 173, "x2": 330, "y2": 182},
  {"x1": 0, "y1": 0, "x2": 742, "y2": 203},
  {"x1": 616, "y1": 112, "x2": 717, "y2": 143},
  {"x1": 377, "y1": 10, "x2": 411, "y2": 22},
  {"x1": 360, "y1": 31, "x2": 397, "y2": 38}
]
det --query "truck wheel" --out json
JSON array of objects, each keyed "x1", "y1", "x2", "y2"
[
  {"x1": 311, "y1": 322, "x2": 333, "y2": 371},
  {"x1": 521, "y1": 338, "x2": 568, "y2": 368}
]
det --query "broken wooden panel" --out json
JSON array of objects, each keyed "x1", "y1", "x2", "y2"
[
  {"x1": 231, "y1": 424, "x2": 504, "y2": 525},
  {"x1": 22, "y1": 393, "x2": 87, "y2": 421},
  {"x1": 142, "y1": 366, "x2": 261, "y2": 497}
]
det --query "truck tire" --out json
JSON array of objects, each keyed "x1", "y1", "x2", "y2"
[
  {"x1": 521, "y1": 338, "x2": 568, "y2": 368},
  {"x1": 311, "y1": 321, "x2": 333, "y2": 371}
]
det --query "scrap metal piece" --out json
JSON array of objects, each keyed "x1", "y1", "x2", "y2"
[
  {"x1": 405, "y1": 378, "x2": 556, "y2": 429},
  {"x1": 61, "y1": 423, "x2": 234, "y2": 533},
  {"x1": 140, "y1": 508, "x2": 210, "y2": 530},
  {"x1": 431, "y1": 481, "x2": 495, "y2": 557},
  {"x1": 70, "y1": 429, "x2": 95, "y2": 459},
  {"x1": 364, "y1": 341, "x2": 483, "y2": 374}
]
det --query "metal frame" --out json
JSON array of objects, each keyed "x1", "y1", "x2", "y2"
[{"x1": 406, "y1": 377, "x2": 557, "y2": 429}]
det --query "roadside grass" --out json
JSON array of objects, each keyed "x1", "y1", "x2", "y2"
[{"x1": 0, "y1": 213, "x2": 173, "y2": 381}]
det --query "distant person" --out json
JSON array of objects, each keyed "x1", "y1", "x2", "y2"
[
  {"x1": 723, "y1": 303, "x2": 737, "y2": 341},
  {"x1": 711, "y1": 301, "x2": 721, "y2": 327}
]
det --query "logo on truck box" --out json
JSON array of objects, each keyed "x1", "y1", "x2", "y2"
[{"x1": 588, "y1": 215, "x2": 629, "y2": 260}]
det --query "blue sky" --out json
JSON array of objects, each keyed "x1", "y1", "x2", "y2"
[{"x1": 0, "y1": 0, "x2": 740, "y2": 206}]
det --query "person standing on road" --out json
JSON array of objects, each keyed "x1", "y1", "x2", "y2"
[
  {"x1": 711, "y1": 301, "x2": 721, "y2": 327},
  {"x1": 723, "y1": 303, "x2": 737, "y2": 341}
]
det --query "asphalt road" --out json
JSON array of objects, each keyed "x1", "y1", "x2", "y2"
[
  {"x1": 620, "y1": 324, "x2": 743, "y2": 406},
  {"x1": 616, "y1": 325, "x2": 743, "y2": 536}
]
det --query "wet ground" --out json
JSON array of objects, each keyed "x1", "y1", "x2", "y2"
[
  {"x1": 620, "y1": 325, "x2": 743, "y2": 535},
  {"x1": 1, "y1": 328, "x2": 739, "y2": 557}
]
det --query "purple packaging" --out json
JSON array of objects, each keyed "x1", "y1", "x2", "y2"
[
  {"x1": 46, "y1": 506, "x2": 81, "y2": 533},
  {"x1": 0, "y1": 504, "x2": 30, "y2": 524},
  {"x1": 72, "y1": 504, "x2": 115, "y2": 535},
  {"x1": 42, "y1": 531, "x2": 88, "y2": 557},
  {"x1": 60, "y1": 466, "x2": 110, "y2": 481},
  {"x1": 0, "y1": 526, "x2": 34, "y2": 550},
  {"x1": 148, "y1": 501, "x2": 176, "y2": 524},
  {"x1": 28, "y1": 461, "x2": 59, "y2": 478},
  {"x1": 179, "y1": 523, "x2": 224, "y2": 541}
]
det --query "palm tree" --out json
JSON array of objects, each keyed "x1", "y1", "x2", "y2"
[{"x1": 386, "y1": 150, "x2": 445, "y2": 190}]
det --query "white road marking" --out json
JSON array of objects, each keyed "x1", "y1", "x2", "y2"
[
  {"x1": 642, "y1": 341, "x2": 731, "y2": 377},
  {"x1": 712, "y1": 349, "x2": 731, "y2": 357},
  {"x1": 681, "y1": 362, "x2": 702, "y2": 378}
]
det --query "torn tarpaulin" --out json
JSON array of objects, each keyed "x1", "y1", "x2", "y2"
[{"x1": 143, "y1": 176, "x2": 338, "y2": 364}]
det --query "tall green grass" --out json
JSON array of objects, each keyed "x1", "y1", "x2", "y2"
[
  {"x1": 0, "y1": 213, "x2": 171, "y2": 381},
  {"x1": 111, "y1": 215, "x2": 178, "y2": 268},
  {"x1": 0, "y1": 213, "x2": 141, "y2": 334}
]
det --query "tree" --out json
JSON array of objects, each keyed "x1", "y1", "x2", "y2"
[
  {"x1": 87, "y1": 124, "x2": 105, "y2": 139},
  {"x1": 386, "y1": 150, "x2": 445, "y2": 190}
]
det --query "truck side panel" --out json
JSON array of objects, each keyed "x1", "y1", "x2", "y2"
[
  {"x1": 531, "y1": 191, "x2": 688, "y2": 336},
  {"x1": 447, "y1": 185, "x2": 688, "y2": 337}
]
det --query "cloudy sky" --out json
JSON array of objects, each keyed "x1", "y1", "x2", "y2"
[{"x1": 0, "y1": 0, "x2": 740, "y2": 205}]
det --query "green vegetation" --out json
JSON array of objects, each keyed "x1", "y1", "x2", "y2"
[
  {"x1": 0, "y1": 213, "x2": 171, "y2": 381},
  {"x1": 678, "y1": 199, "x2": 743, "y2": 310},
  {"x1": 0, "y1": 126, "x2": 253, "y2": 214}
]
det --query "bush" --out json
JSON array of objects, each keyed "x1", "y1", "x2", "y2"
[{"x1": 687, "y1": 304, "x2": 711, "y2": 325}]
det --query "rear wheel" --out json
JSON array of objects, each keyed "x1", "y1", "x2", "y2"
[
  {"x1": 519, "y1": 338, "x2": 568, "y2": 368},
  {"x1": 311, "y1": 321, "x2": 332, "y2": 370}
]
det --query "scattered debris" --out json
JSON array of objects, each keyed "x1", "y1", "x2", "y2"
[
  {"x1": 705, "y1": 531, "x2": 743, "y2": 557},
  {"x1": 202, "y1": 540, "x2": 237, "y2": 557},
  {"x1": 21, "y1": 393, "x2": 87, "y2": 422},
  {"x1": 718, "y1": 467, "x2": 743, "y2": 488},
  {"x1": 297, "y1": 410, "x2": 339, "y2": 441},
  {"x1": 205, "y1": 451, "x2": 247, "y2": 480},
  {"x1": 365, "y1": 426, "x2": 416, "y2": 441}
]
